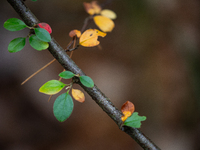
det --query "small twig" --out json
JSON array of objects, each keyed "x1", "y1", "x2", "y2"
[
  {"x1": 81, "y1": 16, "x2": 93, "y2": 33},
  {"x1": 66, "y1": 39, "x2": 73, "y2": 50},
  {"x1": 65, "y1": 45, "x2": 79, "y2": 52},
  {"x1": 21, "y1": 58, "x2": 56, "y2": 85},
  {"x1": 47, "y1": 95, "x2": 53, "y2": 102}
]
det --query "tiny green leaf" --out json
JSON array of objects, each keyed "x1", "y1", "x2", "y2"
[
  {"x1": 59, "y1": 71, "x2": 75, "y2": 79},
  {"x1": 31, "y1": 0, "x2": 37, "y2": 1},
  {"x1": 39, "y1": 80, "x2": 66, "y2": 95},
  {"x1": 4, "y1": 18, "x2": 27, "y2": 31},
  {"x1": 79, "y1": 76, "x2": 94, "y2": 88},
  {"x1": 124, "y1": 112, "x2": 147, "y2": 128},
  {"x1": 29, "y1": 35, "x2": 49, "y2": 50},
  {"x1": 53, "y1": 92, "x2": 74, "y2": 122},
  {"x1": 8, "y1": 37, "x2": 26, "y2": 53},
  {"x1": 34, "y1": 28, "x2": 51, "y2": 42}
]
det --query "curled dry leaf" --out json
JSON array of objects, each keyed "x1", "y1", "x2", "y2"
[
  {"x1": 121, "y1": 101, "x2": 135, "y2": 122},
  {"x1": 71, "y1": 88, "x2": 85, "y2": 103},
  {"x1": 79, "y1": 29, "x2": 106, "y2": 47},
  {"x1": 69, "y1": 29, "x2": 81, "y2": 38},
  {"x1": 83, "y1": 1, "x2": 101, "y2": 15},
  {"x1": 93, "y1": 15, "x2": 115, "y2": 32},
  {"x1": 37, "y1": 23, "x2": 52, "y2": 34},
  {"x1": 100, "y1": 9, "x2": 117, "y2": 20}
]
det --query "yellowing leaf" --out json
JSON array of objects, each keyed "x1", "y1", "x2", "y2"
[
  {"x1": 79, "y1": 29, "x2": 106, "y2": 47},
  {"x1": 72, "y1": 88, "x2": 85, "y2": 103},
  {"x1": 83, "y1": 1, "x2": 101, "y2": 15},
  {"x1": 100, "y1": 9, "x2": 117, "y2": 20},
  {"x1": 93, "y1": 15, "x2": 115, "y2": 32},
  {"x1": 69, "y1": 29, "x2": 81, "y2": 38},
  {"x1": 121, "y1": 111, "x2": 132, "y2": 122},
  {"x1": 83, "y1": 2, "x2": 95, "y2": 15},
  {"x1": 121, "y1": 101, "x2": 135, "y2": 122}
]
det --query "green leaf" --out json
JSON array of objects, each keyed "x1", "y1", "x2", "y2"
[
  {"x1": 124, "y1": 112, "x2": 147, "y2": 128},
  {"x1": 31, "y1": 0, "x2": 37, "y2": 1},
  {"x1": 4, "y1": 18, "x2": 27, "y2": 31},
  {"x1": 34, "y1": 28, "x2": 51, "y2": 42},
  {"x1": 39, "y1": 80, "x2": 66, "y2": 95},
  {"x1": 79, "y1": 76, "x2": 94, "y2": 88},
  {"x1": 29, "y1": 35, "x2": 49, "y2": 50},
  {"x1": 53, "y1": 92, "x2": 74, "y2": 122},
  {"x1": 8, "y1": 37, "x2": 26, "y2": 53},
  {"x1": 59, "y1": 71, "x2": 75, "y2": 79}
]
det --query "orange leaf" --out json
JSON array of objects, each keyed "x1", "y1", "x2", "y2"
[
  {"x1": 79, "y1": 29, "x2": 106, "y2": 47},
  {"x1": 69, "y1": 29, "x2": 81, "y2": 38},
  {"x1": 100, "y1": 9, "x2": 117, "y2": 20},
  {"x1": 121, "y1": 111, "x2": 132, "y2": 122},
  {"x1": 121, "y1": 101, "x2": 135, "y2": 122},
  {"x1": 93, "y1": 15, "x2": 115, "y2": 32},
  {"x1": 71, "y1": 88, "x2": 85, "y2": 103},
  {"x1": 83, "y1": 1, "x2": 101, "y2": 15}
]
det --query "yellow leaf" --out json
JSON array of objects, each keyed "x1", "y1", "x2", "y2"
[
  {"x1": 100, "y1": 9, "x2": 117, "y2": 20},
  {"x1": 121, "y1": 111, "x2": 132, "y2": 122},
  {"x1": 79, "y1": 29, "x2": 106, "y2": 47},
  {"x1": 69, "y1": 29, "x2": 81, "y2": 38},
  {"x1": 91, "y1": 1, "x2": 101, "y2": 14},
  {"x1": 121, "y1": 101, "x2": 135, "y2": 122},
  {"x1": 93, "y1": 15, "x2": 115, "y2": 32},
  {"x1": 72, "y1": 88, "x2": 85, "y2": 103},
  {"x1": 83, "y1": 1, "x2": 101, "y2": 15}
]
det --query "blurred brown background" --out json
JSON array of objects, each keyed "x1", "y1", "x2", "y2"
[{"x1": 1, "y1": 0, "x2": 200, "y2": 149}]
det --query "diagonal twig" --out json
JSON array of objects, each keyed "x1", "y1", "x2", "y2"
[{"x1": 7, "y1": 0, "x2": 161, "y2": 149}]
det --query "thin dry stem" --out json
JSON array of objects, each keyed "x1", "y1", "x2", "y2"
[
  {"x1": 47, "y1": 95, "x2": 53, "y2": 102},
  {"x1": 21, "y1": 58, "x2": 56, "y2": 85}
]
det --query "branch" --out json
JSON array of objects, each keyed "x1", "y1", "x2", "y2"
[{"x1": 7, "y1": 0, "x2": 160, "y2": 149}]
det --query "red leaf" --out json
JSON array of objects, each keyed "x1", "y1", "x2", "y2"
[{"x1": 38, "y1": 23, "x2": 52, "y2": 34}]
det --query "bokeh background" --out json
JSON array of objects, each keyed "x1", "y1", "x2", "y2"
[{"x1": 1, "y1": 0, "x2": 200, "y2": 149}]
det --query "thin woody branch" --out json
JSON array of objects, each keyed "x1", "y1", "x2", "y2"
[{"x1": 7, "y1": 0, "x2": 160, "y2": 149}]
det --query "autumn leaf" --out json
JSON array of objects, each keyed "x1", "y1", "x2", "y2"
[
  {"x1": 93, "y1": 15, "x2": 115, "y2": 32},
  {"x1": 37, "y1": 23, "x2": 52, "y2": 34},
  {"x1": 121, "y1": 101, "x2": 135, "y2": 122},
  {"x1": 122, "y1": 111, "x2": 133, "y2": 122},
  {"x1": 69, "y1": 29, "x2": 81, "y2": 38},
  {"x1": 100, "y1": 9, "x2": 117, "y2": 20},
  {"x1": 39, "y1": 80, "x2": 66, "y2": 95},
  {"x1": 83, "y1": 1, "x2": 101, "y2": 15},
  {"x1": 79, "y1": 29, "x2": 106, "y2": 47},
  {"x1": 71, "y1": 88, "x2": 85, "y2": 103}
]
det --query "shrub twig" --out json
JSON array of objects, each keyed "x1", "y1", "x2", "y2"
[{"x1": 7, "y1": 0, "x2": 161, "y2": 149}]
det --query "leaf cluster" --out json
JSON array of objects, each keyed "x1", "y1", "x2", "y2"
[
  {"x1": 39, "y1": 71, "x2": 94, "y2": 122},
  {"x1": 4, "y1": 18, "x2": 51, "y2": 52},
  {"x1": 4, "y1": 1, "x2": 147, "y2": 128},
  {"x1": 121, "y1": 101, "x2": 146, "y2": 128}
]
